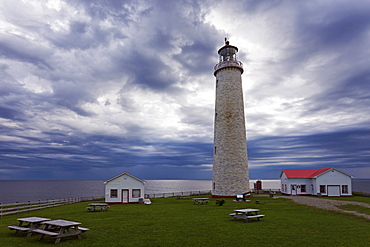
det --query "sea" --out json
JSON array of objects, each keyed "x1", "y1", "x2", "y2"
[{"x1": 0, "y1": 179, "x2": 369, "y2": 204}]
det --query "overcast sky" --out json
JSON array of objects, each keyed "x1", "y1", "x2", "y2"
[{"x1": 1, "y1": 0, "x2": 369, "y2": 180}]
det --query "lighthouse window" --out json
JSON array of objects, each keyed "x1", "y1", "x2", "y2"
[
  {"x1": 215, "y1": 113, "x2": 217, "y2": 121},
  {"x1": 214, "y1": 146, "x2": 216, "y2": 154},
  {"x1": 216, "y1": 80, "x2": 219, "y2": 87}
]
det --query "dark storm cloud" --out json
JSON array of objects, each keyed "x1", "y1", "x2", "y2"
[
  {"x1": 67, "y1": 0, "x2": 153, "y2": 23},
  {"x1": 47, "y1": 21, "x2": 113, "y2": 50},
  {"x1": 174, "y1": 40, "x2": 218, "y2": 75},
  {"x1": 299, "y1": 3, "x2": 370, "y2": 48},
  {"x1": 0, "y1": 127, "x2": 213, "y2": 179},
  {"x1": 248, "y1": 128, "x2": 370, "y2": 178},
  {"x1": 122, "y1": 51, "x2": 176, "y2": 91},
  {"x1": 0, "y1": 39, "x2": 51, "y2": 69}
]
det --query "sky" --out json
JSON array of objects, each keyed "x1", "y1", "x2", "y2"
[{"x1": 1, "y1": 0, "x2": 369, "y2": 180}]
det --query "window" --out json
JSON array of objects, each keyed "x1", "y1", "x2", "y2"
[
  {"x1": 214, "y1": 146, "x2": 217, "y2": 154},
  {"x1": 213, "y1": 183, "x2": 216, "y2": 190},
  {"x1": 110, "y1": 189, "x2": 118, "y2": 198},
  {"x1": 301, "y1": 185, "x2": 306, "y2": 193},
  {"x1": 342, "y1": 185, "x2": 348, "y2": 194},
  {"x1": 281, "y1": 184, "x2": 284, "y2": 192},
  {"x1": 132, "y1": 189, "x2": 141, "y2": 198},
  {"x1": 320, "y1": 185, "x2": 326, "y2": 194}
]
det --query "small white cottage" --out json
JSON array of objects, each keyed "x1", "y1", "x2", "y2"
[
  {"x1": 104, "y1": 172, "x2": 146, "y2": 204},
  {"x1": 280, "y1": 167, "x2": 353, "y2": 197}
]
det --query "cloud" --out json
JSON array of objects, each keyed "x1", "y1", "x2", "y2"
[{"x1": 0, "y1": 0, "x2": 369, "y2": 180}]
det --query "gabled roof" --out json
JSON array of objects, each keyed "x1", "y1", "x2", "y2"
[
  {"x1": 282, "y1": 167, "x2": 332, "y2": 178},
  {"x1": 280, "y1": 167, "x2": 355, "y2": 178},
  {"x1": 281, "y1": 167, "x2": 354, "y2": 178},
  {"x1": 104, "y1": 172, "x2": 146, "y2": 184}
]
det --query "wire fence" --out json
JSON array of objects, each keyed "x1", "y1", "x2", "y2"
[
  {"x1": 144, "y1": 190, "x2": 212, "y2": 198},
  {"x1": 0, "y1": 196, "x2": 104, "y2": 217}
]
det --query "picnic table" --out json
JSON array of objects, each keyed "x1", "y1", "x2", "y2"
[
  {"x1": 87, "y1": 203, "x2": 110, "y2": 211},
  {"x1": 33, "y1": 219, "x2": 89, "y2": 244},
  {"x1": 193, "y1": 198, "x2": 209, "y2": 204},
  {"x1": 8, "y1": 217, "x2": 51, "y2": 237},
  {"x1": 229, "y1": 209, "x2": 265, "y2": 223},
  {"x1": 176, "y1": 195, "x2": 190, "y2": 199}
]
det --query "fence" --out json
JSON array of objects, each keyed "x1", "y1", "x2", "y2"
[
  {"x1": 0, "y1": 196, "x2": 104, "y2": 217},
  {"x1": 144, "y1": 190, "x2": 212, "y2": 199}
]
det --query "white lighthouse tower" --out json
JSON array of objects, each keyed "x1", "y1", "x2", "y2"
[{"x1": 212, "y1": 39, "x2": 249, "y2": 197}]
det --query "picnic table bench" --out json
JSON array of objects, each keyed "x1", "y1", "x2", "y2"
[
  {"x1": 35, "y1": 219, "x2": 89, "y2": 244},
  {"x1": 230, "y1": 209, "x2": 265, "y2": 223},
  {"x1": 8, "y1": 226, "x2": 30, "y2": 233},
  {"x1": 8, "y1": 217, "x2": 89, "y2": 243},
  {"x1": 176, "y1": 195, "x2": 190, "y2": 199},
  {"x1": 87, "y1": 203, "x2": 110, "y2": 211},
  {"x1": 193, "y1": 198, "x2": 209, "y2": 204},
  {"x1": 8, "y1": 217, "x2": 51, "y2": 237}
]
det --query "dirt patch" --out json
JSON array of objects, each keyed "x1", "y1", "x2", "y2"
[{"x1": 281, "y1": 196, "x2": 370, "y2": 220}]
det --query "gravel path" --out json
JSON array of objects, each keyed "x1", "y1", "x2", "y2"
[{"x1": 281, "y1": 196, "x2": 370, "y2": 220}]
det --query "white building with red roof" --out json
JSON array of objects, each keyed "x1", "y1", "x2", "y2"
[{"x1": 280, "y1": 167, "x2": 353, "y2": 197}]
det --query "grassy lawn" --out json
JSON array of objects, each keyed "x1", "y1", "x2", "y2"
[
  {"x1": 1, "y1": 196, "x2": 370, "y2": 246},
  {"x1": 337, "y1": 204, "x2": 370, "y2": 215},
  {"x1": 316, "y1": 195, "x2": 370, "y2": 204}
]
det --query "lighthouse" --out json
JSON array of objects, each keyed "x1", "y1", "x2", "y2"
[{"x1": 212, "y1": 39, "x2": 249, "y2": 197}]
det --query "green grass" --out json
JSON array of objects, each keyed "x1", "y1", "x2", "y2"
[
  {"x1": 315, "y1": 195, "x2": 370, "y2": 204},
  {"x1": 1, "y1": 196, "x2": 370, "y2": 246},
  {"x1": 337, "y1": 204, "x2": 370, "y2": 215}
]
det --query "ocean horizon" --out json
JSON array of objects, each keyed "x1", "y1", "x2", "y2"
[{"x1": 0, "y1": 179, "x2": 368, "y2": 204}]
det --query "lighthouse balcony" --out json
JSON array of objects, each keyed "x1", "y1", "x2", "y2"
[{"x1": 214, "y1": 60, "x2": 243, "y2": 71}]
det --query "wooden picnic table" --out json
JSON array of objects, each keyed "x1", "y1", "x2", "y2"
[
  {"x1": 193, "y1": 198, "x2": 209, "y2": 204},
  {"x1": 87, "y1": 203, "x2": 110, "y2": 211},
  {"x1": 8, "y1": 217, "x2": 51, "y2": 237},
  {"x1": 230, "y1": 209, "x2": 265, "y2": 223},
  {"x1": 33, "y1": 219, "x2": 89, "y2": 244}
]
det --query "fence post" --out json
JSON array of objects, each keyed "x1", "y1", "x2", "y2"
[
  {"x1": 16, "y1": 202, "x2": 19, "y2": 215},
  {"x1": 0, "y1": 202, "x2": 2, "y2": 218},
  {"x1": 28, "y1": 201, "x2": 31, "y2": 212}
]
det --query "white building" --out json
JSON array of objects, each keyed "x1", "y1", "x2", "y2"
[
  {"x1": 280, "y1": 167, "x2": 353, "y2": 197},
  {"x1": 104, "y1": 172, "x2": 146, "y2": 204}
]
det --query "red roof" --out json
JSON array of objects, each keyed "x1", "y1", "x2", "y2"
[{"x1": 282, "y1": 167, "x2": 332, "y2": 178}]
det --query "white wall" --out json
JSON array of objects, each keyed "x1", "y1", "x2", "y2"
[
  {"x1": 282, "y1": 178, "x2": 314, "y2": 195},
  {"x1": 105, "y1": 174, "x2": 145, "y2": 203},
  {"x1": 315, "y1": 170, "x2": 352, "y2": 196}
]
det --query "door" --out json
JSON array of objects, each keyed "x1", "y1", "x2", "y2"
[
  {"x1": 121, "y1": 189, "x2": 129, "y2": 203},
  {"x1": 291, "y1": 185, "x2": 297, "y2": 195},
  {"x1": 327, "y1": 185, "x2": 340, "y2": 196}
]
